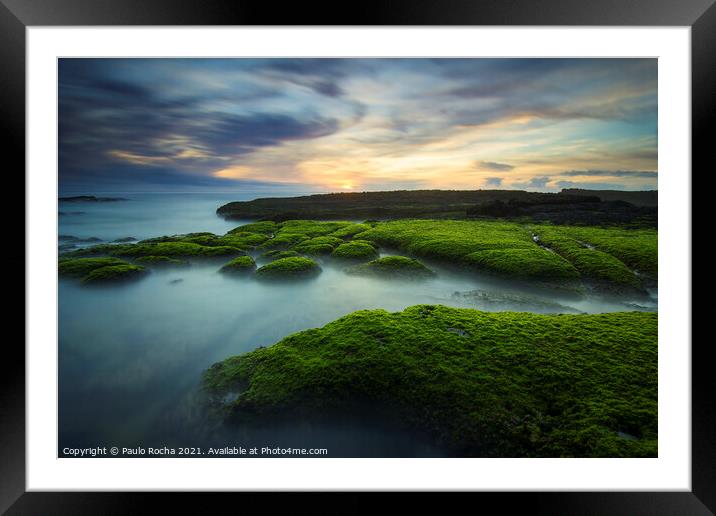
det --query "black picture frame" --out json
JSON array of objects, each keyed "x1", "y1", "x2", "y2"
[{"x1": 1, "y1": 0, "x2": 709, "y2": 512}]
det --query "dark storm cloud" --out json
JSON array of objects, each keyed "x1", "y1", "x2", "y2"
[
  {"x1": 188, "y1": 113, "x2": 339, "y2": 155},
  {"x1": 59, "y1": 59, "x2": 341, "y2": 187},
  {"x1": 255, "y1": 58, "x2": 356, "y2": 98}
]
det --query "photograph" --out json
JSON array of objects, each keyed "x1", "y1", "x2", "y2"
[{"x1": 57, "y1": 57, "x2": 659, "y2": 459}]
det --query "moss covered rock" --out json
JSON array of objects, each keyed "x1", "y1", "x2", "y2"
[
  {"x1": 350, "y1": 239, "x2": 378, "y2": 249},
  {"x1": 534, "y1": 228, "x2": 643, "y2": 290},
  {"x1": 204, "y1": 306, "x2": 658, "y2": 457},
  {"x1": 134, "y1": 255, "x2": 189, "y2": 267},
  {"x1": 259, "y1": 250, "x2": 300, "y2": 262},
  {"x1": 331, "y1": 241, "x2": 380, "y2": 261},
  {"x1": 216, "y1": 232, "x2": 268, "y2": 250},
  {"x1": 330, "y1": 223, "x2": 373, "y2": 238},
  {"x1": 255, "y1": 257, "x2": 321, "y2": 281},
  {"x1": 114, "y1": 242, "x2": 243, "y2": 258},
  {"x1": 228, "y1": 221, "x2": 278, "y2": 236},
  {"x1": 81, "y1": 264, "x2": 146, "y2": 284},
  {"x1": 220, "y1": 256, "x2": 257, "y2": 274},
  {"x1": 59, "y1": 257, "x2": 129, "y2": 278},
  {"x1": 140, "y1": 232, "x2": 218, "y2": 245},
  {"x1": 61, "y1": 243, "x2": 135, "y2": 257},
  {"x1": 258, "y1": 233, "x2": 310, "y2": 250},
  {"x1": 463, "y1": 248, "x2": 579, "y2": 281},
  {"x1": 346, "y1": 256, "x2": 434, "y2": 279},
  {"x1": 293, "y1": 236, "x2": 344, "y2": 255}
]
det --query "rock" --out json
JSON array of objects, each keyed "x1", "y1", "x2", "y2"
[
  {"x1": 255, "y1": 257, "x2": 321, "y2": 281},
  {"x1": 346, "y1": 256, "x2": 434, "y2": 279},
  {"x1": 219, "y1": 256, "x2": 257, "y2": 274}
]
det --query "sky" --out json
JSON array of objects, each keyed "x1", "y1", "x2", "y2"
[{"x1": 59, "y1": 58, "x2": 657, "y2": 194}]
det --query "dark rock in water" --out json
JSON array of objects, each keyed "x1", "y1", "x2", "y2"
[
  {"x1": 113, "y1": 237, "x2": 137, "y2": 243},
  {"x1": 169, "y1": 278, "x2": 184, "y2": 284},
  {"x1": 59, "y1": 195, "x2": 128, "y2": 202},
  {"x1": 58, "y1": 235, "x2": 103, "y2": 244},
  {"x1": 451, "y1": 289, "x2": 583, "y2": 314}
]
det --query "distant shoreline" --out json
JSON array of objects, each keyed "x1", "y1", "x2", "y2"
[{"x1": 216, "y1": 188, "x2": 657, "y2": 226}]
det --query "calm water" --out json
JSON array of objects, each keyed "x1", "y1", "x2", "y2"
[{"x1": 58, "y1": 193, "x2": 658, "y2": 457}]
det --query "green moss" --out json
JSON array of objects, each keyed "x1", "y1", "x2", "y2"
[
  {"x1": 58, "y1": 257, "x2": 128, "y2": 277},
  {"x1": 355, "y1": 219, "x2": 538, "y2": 266},
  {"x1": 220, "y1": 256, "x2": 257, "y2": 274},
  {"x1": 255, "y1": 221, "x2": 375, "y2": 251},
  {"x1": 114, "y1": 242, "x2": 243, "y2": 258},
  {"x1": 350, "y1": 239, "x2": 378, "y2": 248},
  {"x1": 346, "y1": 256, "x2": 434, "y2": 278},
  {"x1": 330, "y1": 223, "x2": 372, "y2": 238},
  {"x1": 62, "y1": 240, "x2": 243, "y2": 259},
  {"x1": 464, "y1": 248, "x2": 580, "y2": 280},
  {"x1": 331, "y1": 241, "x2": 380, "y2": 261},
  {"x1": 295, "y1": 236, "x2": 344, "y2": 248},
  {"x1": 139, "y1": 231, "x2": 268, "y2": 251},
  {"x1": 81, "y1": 264, "x2": 146, "y2": 284},
  {"x1": 292, "y1": 236, "x2": 344, "y2": 256},
  {"x1": 258, "y1": 233, "x2": 310, "y2": 250},
  {"x1": 256, "y1": 221, "x2": 364, "y2": 250},
  {"x1": 278, "y1": 220, "x2": 356, "y2": 238},
  {"x1": 61, "y1": 243, "x2": 135, "y2": 257},
  {"x1": 353, "y1": 219, "x2": 656, "y2": 290},
  {"x1": 296, "y1": 244, "x2": 336, "y2": 256},
  {"x1": 534, "y1": 228, "x2": 642, "y2": 289},
  {"x1": 259, "y1": 250, "x2": 300, "y2": 262},
  {"x1": 216, "y1": 232, "x2": 269, "y2": 250},
  {"x1": 228, "y1": 221, "x2": 279, "y2": 235},
  {"x1": 140, "y1": 232, "x2": 218, "y2": 245},
  {"x1": 204, "y1": 306, "x2": 657, "y2": 457},
  {"x1": 254, "y1": 257, "x2": 321, "y2": 281},
  {"x1": 536, "y1": 226, "x2": 657, "y2": 278},
  {"x1": 134, "y1": 255, "x2": 189, "y2": 267}
]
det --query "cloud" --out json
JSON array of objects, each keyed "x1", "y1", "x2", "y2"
[
  {"x1": 476, "y1": 161, "x2": 514, "y2": 172},
  {"x1": 528, "y1": 176, "x2": 551, "y2": 188},
  {"x1": 560, "y1": 169, "x2": 657, "y2": 178},
  {"x1": 556, "y1": 181, "x2": 630, "y2": 191},
  {"x1": 484, "y1": 177, "x2": 504, "y2": 187},
  {"x1": 58, "y1": 58, "x2": 658, "y2": 192}
]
